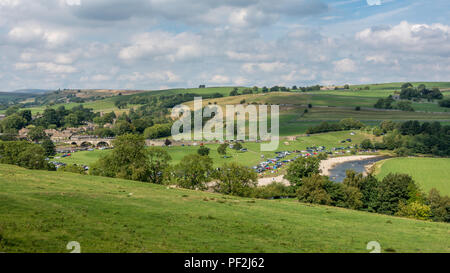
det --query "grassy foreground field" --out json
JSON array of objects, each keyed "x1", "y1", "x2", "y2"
[
  {"x1": 0, "y1": 164, "x2": 449, "y2": 253},
  {"x1": 376, "y1": 157, "x2": 450, "y2": 196}
]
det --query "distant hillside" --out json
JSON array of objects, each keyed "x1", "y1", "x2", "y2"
[{"x1": 10, "y1": 89, "x2": 54, "y2": 94}]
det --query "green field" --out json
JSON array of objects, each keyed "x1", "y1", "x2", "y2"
[
  {"x1": 376, "y1": 157, "x2": 450, "y2": 196},
  {"x1": 0, "y1": 164, "x2": 448, "y2": 253},
  {"x1": 57, "y1": 130, "x2": 376, "y2": 167}
]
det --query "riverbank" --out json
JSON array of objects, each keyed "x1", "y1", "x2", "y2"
[
  {"x1": 257, "y1": 155, "x2": 384, "y2": 186},
  {"x1": 320, "y1": 155, "x2": 382, "y2": 176}
]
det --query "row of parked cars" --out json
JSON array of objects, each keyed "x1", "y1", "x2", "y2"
[{"x1": 251, "y1": 144, "x2": 363, "y2": 174}]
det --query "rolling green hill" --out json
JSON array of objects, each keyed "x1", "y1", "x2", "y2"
[{"x1": 0, "y1": 164, "x2": 448, "y2": 253}]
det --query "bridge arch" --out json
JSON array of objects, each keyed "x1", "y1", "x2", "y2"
[
  {"x1": 80, "y1": 141, "x2": 93, "y2": 147},
  {"x1": 96, "y1": 141, "x2": 109, "y2": 147}
]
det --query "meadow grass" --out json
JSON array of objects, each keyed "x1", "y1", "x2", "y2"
[
  {"x1": 0, "y1": 164, "x2": 448, "y2": 253},
  {"x1": 376, "y1": 157, "x2": 450, "y2": 196}
]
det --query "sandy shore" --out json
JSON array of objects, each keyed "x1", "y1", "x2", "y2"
[
  {"x1": 319, "y1": 155, "x2": 380, "y2": 176},
  {"x1": 258, "y1": 176, "x2": 290, "y2": 186}
]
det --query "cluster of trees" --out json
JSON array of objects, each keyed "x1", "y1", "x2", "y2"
[
  {"x1": 306, "y1": 118, "x2": 365, "y2": 134},
  {"x1": 0, "y1": 105, "x2": 97, "y2": 136},
  {"x1": 0, "y1": 141, "x2": 55, "y2": 170},
  {"x1": 89, "y1": 134, "x2": 258, "y2": 197},
  {"x1": 121, "y1": 92, "x2": 223, "y2": 108},
  {"x1": 374, "y1": 95, "x2": 414, "y2": 111},
  {"x1": 296, "y1": 85, "x2": 322, "y2": 92},
  {"x1": 439, "y1": 99, "x2": 450, "y2": 108},
  {"x1": 371, "y1": 120, "x2": 450, "y2": 156},
  {"x1": 283, "y1": 156, "x2": 449, "y2": 222},
  {"x1": 399, "y1": 83, "x2": 443, "y2": 101}
]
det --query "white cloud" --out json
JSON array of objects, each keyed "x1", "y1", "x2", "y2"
[
  {"x1": 0, "y1": 0, "x2": 20, "y2": 7},
  {"x1": 333, "y1": 58, "x2": 357, "y2": 73},
  {"x1": 367, "y1": 0, "x2": 381, "y2": 6},
  {"x1": 356, "y1": 21, "x2": 450, "y2": 54},
  {"x1": 118, "y1": 31, "x2": 206, "y2": 62},
  {"x1": 8, "y1": 24, "x2": 69, "y2": 47},
  {"x1": 242, "y1": 62, "x2": 289, "y2": 73},
  {"x1": 119, "y1": 71, "x2": 180, "y2": 83},
  {"x1": 210, "y1": 75, "x2": 230, "y2": 84},
  {"x1": 15, "y1": 62, "x2": 77, "y2": 73}
]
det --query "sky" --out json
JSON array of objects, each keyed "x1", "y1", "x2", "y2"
[{"x1": 0, "y1": 0, "x2": 449, "y2": 91}]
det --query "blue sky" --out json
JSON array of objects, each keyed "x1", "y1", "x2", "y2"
[{"x1": 0, "y1": 0, "x2": 449, "y2": 91}]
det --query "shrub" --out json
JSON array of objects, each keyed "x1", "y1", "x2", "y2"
[
  {"x1": 175, "y1": 154, "x2": 213, "y2": 190},
  {"x1": 251, "y1": 182, "x2": 295, "y2": 199},
  {"x1": 213, "y1": 162, "x2": 257, "y2": 197},
  {"x1": 376, "y1": 173, "x2": 421, "y2": 215},
  {"x1": 285, "y1": 156, "x2": 321, "y2": 187},
  {"x1": 396, "y1": 201, "x2": 432, "y2": 221},
  {"x1": 197, "y1": 146, "x2": 210, "y2": 156},
  {"x1": 59, "y1": 164, "x2": 86, "y2": 175},
  {"x1": 296, "y1": 174, "x2": 332, "y2": 205},
  {"x1": 426, "y1": 188, "x2": 450, "y2": 222}
]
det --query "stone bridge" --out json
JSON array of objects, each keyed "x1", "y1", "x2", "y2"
[{"x1": 64, "y1": 137, "x2": 114, "y2": 147}]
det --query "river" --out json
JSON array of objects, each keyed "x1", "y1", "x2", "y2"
[{"x1": 328, "y1": 156, "x2": 388, "y2": 183}]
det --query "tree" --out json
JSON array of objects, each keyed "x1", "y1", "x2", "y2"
[
  {"x1": 285, "y1": 157, "x2": 321, "y2": 187},
  {"x1": 19, "y1": 110, "x2": 32, "y2": 124},
  {"x1": 376, "y1": 173, "x2": 421, "y2": 215},
  {"x1": 17, "y1": 145, "x2": 52, "y2": 170},
  {"x1": 230, "y1": 88, "x2": 239, "y2": 96},
  {"x1": 175, "y1": 154, "x2": 213, "y2": 190},
  {"x1": 342, "y1": 185, "x2": 363, "y2": 209},
  {"x1": 233, "y1": 142, "x2": 243, "y2": 150},
  {"x1": 217, "y1": 143, "x2": 227, "y2": 155},
  {"x1": 115, "y1": 101, "x2": 128, "y2": 109},
  {"x1": 0, "y1": 141, "x2": 30, "y2": 165},
  {"x1": 28, "y1": 126, "x2": 46, "y2": 142},
  {"x1": 90, "y1": 134, "x2": 151, "y2": 182},
  {"x1": 360, "y1": 174, "x2": 379, "y2": 212},
  {"x1": 296, "y1": 174, "x2": 332, "y2": 205},
  {"x1": 438, "y1": 99, "x2": 450, "y2": 108},
  {"x1": 147, "y1": 147, "x2": 171, "y2": 184},
  {"x1": 396, "y1": 101, "x2": 414, "y2": 112},
  {"x1": 339, "y1": 118, "x2": 364, "y2": 130},
  {"x1": 41, "y1": 138, "x2": 56, "y2": 157},
  {"x1": 5, "y1": 106, "x2": 20, "y2": 116},
  {"x1": 1, "y1": 114, "x2": 26, "y2": 131},
  {"x1": 113, "y1": 121, "x2": 134, "y2": 135},
  {"x1": 360, "y1": 139, "x2": 373, "y2": 149},
  {"x1": 426, "y1": 188, "x2": 450, "y2": 222},
  {"x1": 197, "y1": 146, "x2": 210, "y2": 156},
  {"x1": 213, "y1": 162, "x2": 257, "y2": 197},
  {"x1": 144, "y1": 124, "x2": 172, "y2": 139}
]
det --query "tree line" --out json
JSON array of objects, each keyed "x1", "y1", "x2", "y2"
[
  {"x1": 306, "y1": 118, "x2": 365, "y2": 134},
  {"x1": 366, "y1": 120, "x2": 450, "y2": 157}
]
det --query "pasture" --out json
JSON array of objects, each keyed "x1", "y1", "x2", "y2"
[
  {"x1": 376, "y1": 157, "x2": 450, "y2": 196},
  {"x1": 0, "y1": 164, "x2": 448, "y2": 253}
]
